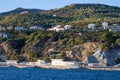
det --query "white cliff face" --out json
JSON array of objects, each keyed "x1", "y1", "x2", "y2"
[{"x1": 84, "y1": 48, "x2": 120, "y2": 66}]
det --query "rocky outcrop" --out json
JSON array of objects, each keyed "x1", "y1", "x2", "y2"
[
  {"x1": 65, "y1": 46, "x2": 82, "y2": 61},
  {"x1": 81, "y1": 42, "x2": 99, "y2": 60},
  {"x1": 84, "y1": 48, "x2": 120, "y2": 66},
  {"x1": 0, "y1": 42, "x2": 12, "y2": 56},
  {"x1": 65, "y1": 42, "x2": 99, "y2": 61},
  {"x1": 0, "y1": 41, "x2": 101, "y2": 62},
  {"x1": 0, "y1": 42, "x2": 13, "y2": 61}
]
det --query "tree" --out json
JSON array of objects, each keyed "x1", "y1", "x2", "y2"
[
  {"x1": 100, "y1": 32, "x2": 113, "y2": 43},
  {"x1": 9, "y1": 50, "x2": 19, "y2": 60},
  {"x1": 17, "y1": 55, "x2": 25, "y2": 62},
  {"x1": 100, "y1": 44, "x2": 109, "y2": 52},
  {"x1": 44, "y1": 57, "x2": 51, "y2": 63},
  {"x1": 116, "y1": 38, "x2": 120, "y2": 46},
  {"x1": 27, "y1": 50, "x2": 37, "y2": 62}
]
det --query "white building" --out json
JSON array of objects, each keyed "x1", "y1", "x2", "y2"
[
  {"x1": 113, "y1": 24, "x2": 120, "y2": 27},
  {"x1": 51, "y1": 59, "x2": 78, "y2": 66},
  {"x1": 109, "y1": 28, "x2": 120, "y2": 32},
  {"x1": 0, "y1": 26, "x2": 6, "y2": 31},
  {"x1": 0, "y1": 33, "x2": 9, "y2": 38},
  {"x1": 29, "y1": 25, "x2": 44, "y2": 30},
  {"x1": 14, "y1": 27, "x2": 27, "y2": 31},
  {"x1": 64, "y1": 25, "x2": 72, "y2": 30},
  {"x1": 102, "y1": 22, "x2": 109, "y2": 29},
  {"x1": 113, "y1": 24, "x2": 120, "y2": 29},
  {"x1": 114, "y1": 64, "x2": 120, "y2": 67},
  {"x1": 3, "y1": 33, "x2": 9, "y2": 38},
  {"x1": 88, "y1": 24, "x2": 96, "y2": 30},
  {"x1": 37, "y1": 60, "x2": 45, "y2": 64},
  {"x1": 51, "y1": 59, "x2": 64, "y2": 66},
  {"x1": 109, "y1": 24, "x2": 120, "y2": 32},
  {"x1": 53, "y1": 14, "x2": 57, "y2": 17},
  {"x1": 88, "y1": 63, "x2": 103, "y2": 67},
  {"x1": 47, "y1": 25, "x2": 64, "y2": 32},
  {"x1": 6, "y1": 26, "x2": 13, "y2": 30}
]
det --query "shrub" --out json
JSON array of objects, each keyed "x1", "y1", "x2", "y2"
[
  {"x1": 100, "y1": 44, "x2": 109, "y2": 52},
  {"x1": 116, "y1": 38, "x2": 120, "y2": 46},
  {"x1": 114, "y1": 57, "x2": 120, "y2": 64},
  {"x1": 44, "y1": 57, "x2": 51, "y2": 63}
]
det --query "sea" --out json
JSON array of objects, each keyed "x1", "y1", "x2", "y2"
[{"x1": 0, "y1": 67, "x2": 120, "y2": 80}]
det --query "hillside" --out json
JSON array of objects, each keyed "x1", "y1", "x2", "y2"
[
  {"x1": 0, "y1": 13, "x2": 70, "y2": 28},
  {"x1": 43, "y1": 4, "x2": 120, "y2": 28},
  {"x1": 0, "y1": 4, "x2": 120, "y2": 28},
  {"x1": 0, "y1": 4, "x2": 120, "y2": 65},
  {"x1": 0, "y1": 7, "x2": 44, "y2": 16},
  {"x1": 43, "y1": 4, "x2": 120, "y2": 18},
  {"x1": 0, "y1": 30, "x2": 119, "y2": 63}
]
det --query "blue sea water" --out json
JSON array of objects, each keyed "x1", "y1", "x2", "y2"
[{"x1": 0, "y1": 67, "x2": 120, "y2": 80}]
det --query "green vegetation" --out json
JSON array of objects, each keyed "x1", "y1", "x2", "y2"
[
  {"x1": 116, "y1": 38, "x2": 120, "y2": 46},
  {"x1": 9, "y1": 49, "x2": 20, "y2": 60},
  {"x1": 100, "y1": 32, "x2": 113, "y2": 43},
  {"x1": 0, "y1": 30, "x2": 118, "y2": 61},
  {"x1": 114, "y1": 57, "x2": 120, "y2": 64},
  {"x1": 27, "y1": 50, "x2": 37, "y2": 62},
  {"x1": 44, "y1": 57, "x2": 51, "y2": 63},
  {"x1": 0, "y1": 4, "x2": 120, "y2": 61},
  {"x1": 100, "y1": 44, "x2": 109, "y2": 52},
  {"x1": 0, "y1": 4, "x2": 120, "y2": 29},
  {"x1": 0, "y1": 13, "x2": 70, "y2": 28},
  {"x1": 0, "y1": 7, "x2": 44, "y2": 16}
]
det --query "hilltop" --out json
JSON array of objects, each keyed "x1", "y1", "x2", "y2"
[
  {"x1": 0, "y1": 7, "x2": 44, "y2": 16},
  {"x1": 0, "y1": 4, "x2": 120, "y2": 28},
  {"x1": 43, "y1": 4, "x2": 120, "y2": 18}
]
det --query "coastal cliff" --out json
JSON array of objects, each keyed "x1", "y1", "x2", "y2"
[
  {"x1": 84, "y1": 48, "x2": 120, "y2": 66},
  {"x1": 0, "y1": 31, "x2": 119, "y2": 67},
  {"x1": 0, "y1": 41, "x2": 120, "y2": 66},
  {"x1": 0, "y1": 41, "x2": 99, "y2": 62},
  {"x1": 0, "y1": 4, "x2": 120, "y2": 65}
]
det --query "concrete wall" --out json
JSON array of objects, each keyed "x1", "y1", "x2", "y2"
[{"x1": 51, "y1": 59, "x2": 77, "y2": 66}]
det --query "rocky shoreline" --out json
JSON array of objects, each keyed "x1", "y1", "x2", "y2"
[
  {"x1": 35, "y1": 65, "x2": 80, "y2": 69},
  {"x1": 0, "y1": 60, "x2": 120, "y2": 70},
  {"x1": 1, "y1": 64, "x2": 120, "y2": 71},
  {"x1": 83, "y1": 66, "x2": 120, "y2": 71}
]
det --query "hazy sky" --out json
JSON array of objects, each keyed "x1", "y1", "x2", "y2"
[{"x1": 0, "y1": 0, "x2": 120, "y2": 13}]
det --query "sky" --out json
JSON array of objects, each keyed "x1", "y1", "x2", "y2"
[{"x1": 0, "y1": 0, "x2": 120, "y2": 13}]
